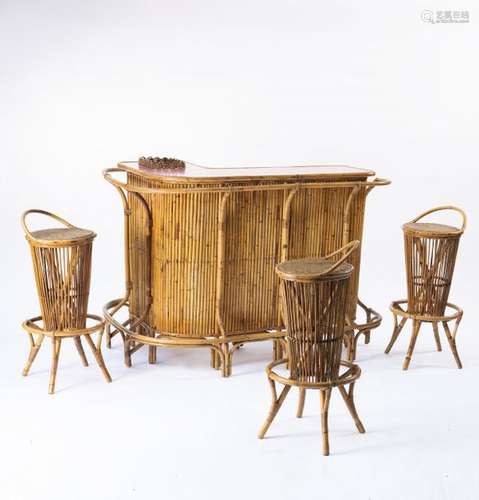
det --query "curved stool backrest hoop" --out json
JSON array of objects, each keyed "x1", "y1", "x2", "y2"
[
  {"x1": 21, "y1": 209, "x2": 75, "y2": 239},
  {"x1": 277, "y1": 240, "x2": 360, "y2": 283},
  {"x1": 311, "y1": 240, "x2": 360, "y2": 279},
  {"x1": 409, "y1": 205, "x2": 467, "y2": 234}
]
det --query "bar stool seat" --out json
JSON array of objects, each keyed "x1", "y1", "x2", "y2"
[
  {"x1": 401, "y1": 222, "x2": 462, "y2": 237},
  {"x1": 275, "y1": 259, "x2": 353, "y2": 281},
  {"x1": 29, "y1": 227, "x2": 95, "y2": 243}
]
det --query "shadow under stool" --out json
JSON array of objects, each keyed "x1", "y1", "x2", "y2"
[
  {"x1": 21, "y1": 210, "x2": 112, "y2": 393},
  {"x1": 258, "y1": 241, "x2": 365, "y2": 455},
  {"x1": 385, "y1": 206, "x2": 466, "y2": 370}
]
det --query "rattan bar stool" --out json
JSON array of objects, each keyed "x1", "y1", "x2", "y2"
[
  {"x1": 258, "y1": 241, "x2": 365, "y2": 456},
  {"x1": 21, "y1": 210, "x2": 112, "y2": 394},
  {"x1": 385, "y1": 206, "x2": 466, "y2": 370}
]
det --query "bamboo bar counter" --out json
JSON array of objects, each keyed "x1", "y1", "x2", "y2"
[{"x1": 103, "y1": 159, "x2": 390, "y2": 376}]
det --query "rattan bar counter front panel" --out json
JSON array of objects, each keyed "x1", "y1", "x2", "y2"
[{"x1": 104, "y1": 161, "x2": 389, "y2": 374}]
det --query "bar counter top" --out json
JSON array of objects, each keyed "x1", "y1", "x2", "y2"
[{"x1": 117, "y1": 161, "x2": 375, "y2": 183}]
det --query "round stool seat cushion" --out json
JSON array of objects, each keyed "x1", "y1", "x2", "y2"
[
  {"x1": 29, "y1": 227, "x2": 95, "y2": 244},
  {"x1": 276, "y1": 258, "x2": 353, "y2": 282},
  {"x1": 402, "y1": 222, "x2": 461, "y2": 238}
]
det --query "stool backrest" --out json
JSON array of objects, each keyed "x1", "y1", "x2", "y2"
[{"x1": 276, "y1": 241, "x2": 358, "y2": 383}]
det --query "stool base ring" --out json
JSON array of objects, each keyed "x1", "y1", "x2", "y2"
[
  {"x1": 266, "y1": 359, "x2": 362, "y2": 389},
  {"x1": 21, "y1": 314, "x2": 111, "y2": 394},
  {"x1": 22, "y1": 314, "x2": 105, "y2": 337},
  {"x1": 258, "y1": 359, "x2": 365, "y2": 456},
  {"x1": 386, "y1": 300, "x2": 463, "y2": 370}
]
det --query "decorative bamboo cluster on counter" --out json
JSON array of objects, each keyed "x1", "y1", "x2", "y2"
[{"x1": 138, "y1": 156, "x2": 185, "y2": 170}]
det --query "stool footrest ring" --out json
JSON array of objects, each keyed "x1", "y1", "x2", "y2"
[
  {"x1": 390, "y1": 300, "x2": 463, "y2": 323},
  {"x1": 266, "y1": 359, "x2": 362, "y2": 389},
  {"x1": 22, "y1": 314, "x2": 105, "y2": 337}
]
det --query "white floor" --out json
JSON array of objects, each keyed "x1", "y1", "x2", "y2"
[{"x1": 2, "y1": 310, "x2": 478, "y2": 500}]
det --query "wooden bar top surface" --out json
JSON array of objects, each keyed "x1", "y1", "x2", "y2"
[{"x1": 118, "y1": 161, "x2": 375, "y2": 184}]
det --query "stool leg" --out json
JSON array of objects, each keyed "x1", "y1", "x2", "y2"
[
  {"x1": 320, "y1": 388, "x2": 332, "y2": 456},
  {"x1": 74, "y1": 337, "x2": 89, "y2": 367},
  {"x1": 49, "y1": 337, "x2": 62, "y2": 394},
  {"x1": 385, "y1": 316, "x2": 407, "y2": 354},
  {"x1": 105, "y1": 323, "x2": 112, "y2": 349},
  {"x1": 211, "y1": 348, "x2": 223, "y2": 370},
  {"x1": 258, "y1": 379, "x2": 291, "y2": 439},
  {"x1": 339, "y1": 382, "x2": 365, "y2": 433},
  {"x1": 210, "y1": 348, "x2": 218, "y2": 369},
  {"x1": 210, "y1": 347, "x2": 225, "y2": 374},
  {"x1": 124, "y1": 337, "x2": 132, "y2": 367},
  {"x1": 84, "y1": 333, "x2": 112, "y2": 383},
  {"x1": 23, "y1": 333, "x2": 45, "y2": 376},
  {"x1": 148, "y1": 346, "x2": 157, "y2": 365},
  {"x1": 345, "y1": 332, "x2": 353, "y2": 361},
  {"x1": 344, "y1": 332, "x2": 353, "y2": 360},
  {"x1": 273, "y1": 339, "x2": 283, "y2": 362},
  {"x1": 297, "y1": 388, "x2": 306, "y2": 418},
  {"x1": 347, "y1": 332, "x2": 361, "y2": 362},
  {"x1": 432, "y1": 322, "x2": 442, "y2": 352},
  {"x1": 144, "y1": 324, "x2": 157, "y2": 364},
  {"x1": 442, "y1": 321, "x2": 463, "y2": 369},
  {"x1": 364, "y1": 330, "x2": 371, "y2": 345},
  {"x1": 402, "y1": 320, "x2": 421, "y2": 370},
  {"x1": 364, "y1": 306, "x2": 372, "y2": 344},
  {"x1": 222, "y1": 343, "x2": 232, "y2": 377}
]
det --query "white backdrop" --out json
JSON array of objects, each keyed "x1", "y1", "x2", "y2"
[{"x1": 1, "y1": 1, "x2": 478, "y2": 499}]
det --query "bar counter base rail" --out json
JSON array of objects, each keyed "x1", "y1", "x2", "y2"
[
  {"x1": 104, "y1": 297, "x2": 382, "y2": 377},
  {"x1": 344, "y1": 299, "x2": 382, "y2": 362},
  {"x1": 103, "y1": 298, "x2": 288, "y2": 377}
]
